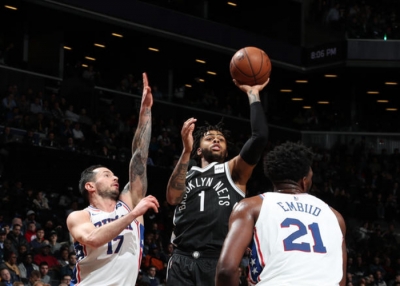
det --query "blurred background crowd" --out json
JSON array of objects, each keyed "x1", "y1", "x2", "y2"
[{"x1": 1, "y1": 0, "x2": 400, "y2": 285}]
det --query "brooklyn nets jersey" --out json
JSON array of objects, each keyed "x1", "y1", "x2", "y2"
[
  {"x1": 172, "y1": 162, "x2": 245, "y2": 252},
  {"x1": 248, "y1": 192, "x2": 343, "y2": 286},
  {"x1": 72, "y1": 200, "x2": 144, "y2": 286}
]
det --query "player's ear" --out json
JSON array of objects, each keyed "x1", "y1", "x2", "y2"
[
  {"x1": 85, "y1": 182, "x2": 95, "y2": 191},
  {"x1": 197, "y1": 148, "x2": 202, "y2": 156}
]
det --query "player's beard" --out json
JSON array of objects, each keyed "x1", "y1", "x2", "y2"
[
  {"x1": 201, "y1": 148, "x2": 226, "y2": 163},
  {"x1": 98, "y1": 187, "x2": 119, "y2": 201}
]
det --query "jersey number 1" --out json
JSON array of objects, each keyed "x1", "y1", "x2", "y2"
[{"x1": 198, "y1": 191, "x2": 205, "y2": 212}]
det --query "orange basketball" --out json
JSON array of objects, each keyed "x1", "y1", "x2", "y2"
[{"x1": 229, "y1": 46, "x2": 272, "y2": 86}]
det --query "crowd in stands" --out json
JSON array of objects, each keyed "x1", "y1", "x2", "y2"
[
  {"x1": 1, "y1": 1, "x2": 399, "y2": 285},
  {"x1": 1, "y1": 74, "x2": 400, "y2": 286},
  {"x1": 309, "y1": 0, "x2": 400, "y2": 39}
]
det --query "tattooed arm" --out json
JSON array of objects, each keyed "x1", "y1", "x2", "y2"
[
  {"x1": 119, "y1": 73, "x2": 153, "y2": 211},
  {"x1": 166, "y1": 117, "x2": 196, "y2": 205}
]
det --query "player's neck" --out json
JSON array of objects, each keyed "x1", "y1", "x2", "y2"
[
  {"x1": 90, "y1": 197, "x2": 118, "y2": 212},
  {"x1": 201, "y1": 159, "x2": 224, "y2": 168},
  {"x1": 274, "y1": 182, "x2": 304, "y2": 194}
]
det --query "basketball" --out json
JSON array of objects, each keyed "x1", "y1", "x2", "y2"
[{"x1": 229, "y1": 46, "x2": 272, "y2": 86}]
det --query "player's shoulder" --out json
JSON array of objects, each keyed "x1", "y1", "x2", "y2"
[
  {"x1": 67, "y1": 209, "x2": 90, "y2": 223},
  {"x1": 234, "y1": 195, "x2": 263, "y2": 212}
]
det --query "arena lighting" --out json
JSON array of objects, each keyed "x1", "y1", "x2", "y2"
[
  {"x1": 81, "y1": 64, "x2": 88, "y2": 67},
  {"x1": 185, "y1": 84, "x2": 192, "y2": 88},
  {"x1": 85, "y1": 56, "x2": 96, "y2": 61},
  {"x1": 377, "y1": 100, "x2": 389, "y2": 103},
  {"x1": 227, "y1": 2, "x2": 237, "y2": 6},
  {"x1": 324, "y1": 74, "x2": 337, "y2": 78},
  {"x1": 303, "y1": 106, "x2": 312, "y2": 109},
  {"x1": 198, "y1": 79, "x2": 205, "y2": 82},
  {"x1": 94, "y1": 43, "x2": 105, "y2": 48},
  {"x1": 318, "y1": 101, "x2": 330, "y2": 104},
  {"x1": 291, "y1": 98, "x2": 303, "y2": 101},
  {"x1": 148, "y1": 47, "x2": 159, "y2": 52},
  {"x1": 196, "y1": 59, "x2": 206, "y2": 64},
  {"x1": 63, "y1": 46, "x2": 72, "y2": 50},
  {"x1": 367, "y1": 91, "x2": 379, "y2": 94},
  {"x1": 111, "y1": 33, "x2": 123, "y2": 38},
  {"x1": 280, "y1": 89, "x2": 292, "y2": 92},
  {"x1": 385, "y1": 82, "x2": 398, "y2": 85},
  {"x1": 386, "y1": 108, "x2": 398, "y2": 111},
  {"x1": 207, "y1": 71, "x2": 217, "y2": 75},
  {"x1": 295, "y1": 80, "x2": 308, "y2": 83},
  {"x1": 4, "y1": 5, "x2": 17, "y2": 10}
]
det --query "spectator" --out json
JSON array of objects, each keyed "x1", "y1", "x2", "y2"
[
  {"x1": 32, "y1": 192, "x2": 50, "y2": 212},
  {"x1": 59, "y1": 252, "x2": 75, "y2": 279},
  {"x1": 47, "y1": 231, "x2": 61, "y2": 257},
  {"x1": 2, "y1": 94, "x2": 17, "y2": 112},
  {"x1": 64, "y1": 105, "x2": 79, "y2": 123},
  {"x1": 78, "y1": 108, "x2": 92, "y2": 126},
  {"x1": 40, "y1": 132, "x2": 60, "y2": 149},
  {"x1": 6, "y1": 226, "x2": 27, "y2": 258},
  {"x1": 33, "y1": 241, "x2": 60, "y2": 273},
  {"x1": 22, "y1": 130, "x2": 39, "y2": 147},
  {"x1": 24, "y1": 223, "x2": 37, "y2": 244},
  {"x1": 63, "y1": 138, "x2": 77, "y2": 153},
  {"x1": 141, "y1": 266, "x2": 161, "y2": 286},
  {"x1": 30, "y1": 98, "x2": 43, "y2": 115},
  {"x1": 38, "y1": 262, "x2": 50, "y2": 285},
  {"x1": 22, "y1": 211, "x2": 41, "y2": 237},
  {"x1": 71, "y1": 123, "x2": 85, "y2": 147},
  {"x1": 0, "y1": 228, "x2": 7, "y2": 263},
  {"x1": 3, "y1": 252, "x2": 20, "y2": 282},
  {"x1": 29, "y1": 228, "x2": 45, "y2": 255},
  {"x1": 17, "y1": 252, "x2": 39, "y2": 282},
  {"x1": 50, "y1": 102, "x2": 64, "y2": 122},
  {"x1": 26, "y1": 270, "x2": 41, "y2": 286},
  {"x1": 59, "y1": 274, "x2": 71, "y2": 286},
  {"x1": 58, "y1": 120, "x2": 73, "y2": 140},
  {"x1": 16, "y1": 245, "x2": 28, "y2": 265},
  {"x1": 142, "y1": 244, "x2": 165, "y2": 274},
  {"x1": 57, "y1": 248, "x2": 69, "y2": 268},
  {"x1": 0, "y1": 267, "x2": 15, "y2": 286}
]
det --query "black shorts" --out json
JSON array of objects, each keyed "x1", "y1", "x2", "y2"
[{"x1": 166, "y1": 251, "x2": 219, "y2": 286}]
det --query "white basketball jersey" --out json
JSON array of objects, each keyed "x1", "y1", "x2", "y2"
[
  {"x1": 72, "y1": 200, "x2": 144, "y2": 286},
  {"x1": 248, "y1": 192, "x2": 343, "y2": 286}
]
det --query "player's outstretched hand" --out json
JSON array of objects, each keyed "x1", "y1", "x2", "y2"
[
  {"x1": 181, "y1": 117, "x2": 196, "y2": 153},
  {"x1": 133, "y1": 195, "x2": 159, "y2": 217},
  {"x1": 233, "y1": 78, "x2": 270, "y2": 93},
  {"x1": 141, "y1": 72, "x2": 153, "y2": 109}
]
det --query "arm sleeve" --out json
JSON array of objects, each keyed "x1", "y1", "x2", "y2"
[{"x1": 239, "y1": 102, "x2": 268, "y2": 165}]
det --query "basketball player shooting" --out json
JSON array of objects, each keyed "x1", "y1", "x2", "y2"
[
  {"x1": 165, "y1": 78, "x2": 270, "y2": 286},
  {"x1": 66, "y1": 73, "x2": 159, "y2": 285}
]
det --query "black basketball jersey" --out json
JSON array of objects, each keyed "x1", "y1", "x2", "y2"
[{"x1": 171, "y1": 161, "x2": 245, "y2": 252}]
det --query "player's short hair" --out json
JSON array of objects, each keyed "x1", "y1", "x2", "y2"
[
  {"x1": 264, "y1": 141, "x2": 314, "y2": 183},
  {"x1": 79, "y1": 165, "x2": 104, "y2": 202},
  {"x1": 192, "y1": 119, "x2": 232, "y2": 159}
]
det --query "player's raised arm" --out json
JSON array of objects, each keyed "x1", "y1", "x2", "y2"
[
  {"x1": 120, "y1": 72, "x2": 153, "y2": 209},
  {"x1": 166, "y1": 117, "x2": 196, "y2": 205},
  {"x1": 228, "y1": 79, "x2": 270, "y2": 191}
]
